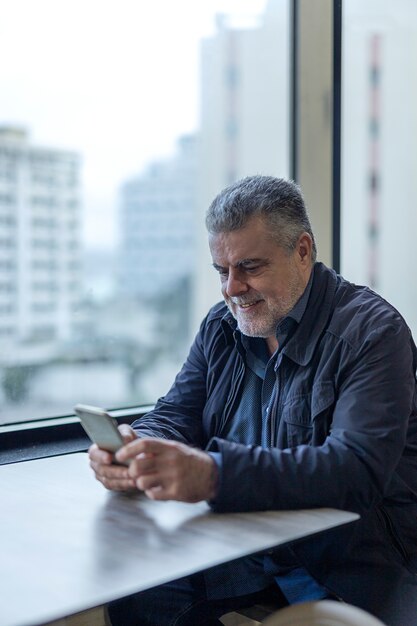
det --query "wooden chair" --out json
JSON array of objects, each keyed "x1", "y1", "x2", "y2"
[
  {"x1": 221, "y1": 602, "x2": 278, "y2": 625},
  {"x1": 261, "y1": 600, "x2": 387, "y2": 625}
]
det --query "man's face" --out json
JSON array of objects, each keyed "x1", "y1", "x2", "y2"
[{"x1": 209, "y1": 216, "x2": 313, "y2": 344}]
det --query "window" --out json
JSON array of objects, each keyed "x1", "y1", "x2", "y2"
[
  {"x1": 341, "y1": 0, "x2": 417, "y2": 338},
  {"x1": 0, "y1": 0, "x2": 289, "y2": 425}
]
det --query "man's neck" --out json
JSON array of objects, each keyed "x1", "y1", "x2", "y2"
[{"x1": 266, "y1": 336, "x2": 278, "y2": 356}]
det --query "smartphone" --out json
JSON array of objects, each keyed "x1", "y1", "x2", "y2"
[{"x1": 74, "y1": 403, "x2": 127, "y2": 463}]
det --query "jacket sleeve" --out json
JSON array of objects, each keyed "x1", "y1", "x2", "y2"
[
  {"x1": 207, "y1": 320, "x2": 417, "y2": 514},
  {"x1": 131, "y1": 317, "x2": 209, "y2": 448}
]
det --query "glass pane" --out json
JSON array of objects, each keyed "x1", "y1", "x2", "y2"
[
  {"x1": 341, "y1": 0, "x2": 417, "y2": 337},
  {"x1": 0, "y1": 0, "x2": 289, "y2": 424}
]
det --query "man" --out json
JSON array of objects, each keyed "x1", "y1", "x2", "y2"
[{"x1": 89, "y1": 176, "x2": 417, "y2": 626}]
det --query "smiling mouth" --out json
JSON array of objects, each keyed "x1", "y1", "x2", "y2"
[{"x1": 237, "y1": 300, "x2": 262, "y2": 310}]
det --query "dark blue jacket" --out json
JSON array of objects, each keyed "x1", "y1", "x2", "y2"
[{"x1": 133, "y1": 262, "x2": 417, "y2": 625}]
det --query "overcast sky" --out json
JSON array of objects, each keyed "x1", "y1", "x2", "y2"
[{"x1": 0, "y1": 0, "x2": 267, "y2": 249}]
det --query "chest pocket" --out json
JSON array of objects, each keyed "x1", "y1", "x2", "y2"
[{"x1": 280, "y1": 381, "x2": 335, "y2": 447}]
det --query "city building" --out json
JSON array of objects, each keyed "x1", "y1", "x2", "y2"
[
  {"x1": 118, "y1": 134, "x2": 197, "y2": 300},
  {"x1": 0, "y1": 126, "x2": 83, "y2": 363},
  {"x1": 341, "y1": 0, "x2": 417, "y2": 336},
  {"x1": 194, "y1": 0, "x2": 290, "y2": 326}
]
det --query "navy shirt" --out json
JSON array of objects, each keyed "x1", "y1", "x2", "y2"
[{"x1": 208, "y1": 273, "x2": 330, "y2": 602}]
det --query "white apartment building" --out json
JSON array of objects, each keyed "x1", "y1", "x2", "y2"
[
  {"x1": 341, "y1": 0, "x2": 417, "y2": 336},
  {"x1": 194, "y1": 0, "x2": 290, "y2": 327},
  {"x1": 118, "y1": 134, "x2": 197, "y2": 299},
  {"x1": 0, "y1": 126, "x2": 82, "y2": 363}
]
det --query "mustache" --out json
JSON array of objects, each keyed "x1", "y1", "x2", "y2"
[{"x1": 227, "y1": 295, "x2": 263, "y2": 305}]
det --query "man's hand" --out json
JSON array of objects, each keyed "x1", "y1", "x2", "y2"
[
  {"x1": 88, "y1": 424, "x2": 138, "y2": 492},
  {"x1": 115, "y1": 438, "x2": 219, "y2": 503}
]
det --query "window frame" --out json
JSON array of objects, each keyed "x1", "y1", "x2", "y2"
[
  {"x1": 290, "y1": 0, "x2": 342, "y2": 271},
  {"x1": 0, "y1": 405, "x2": 154, "y2": 465}
]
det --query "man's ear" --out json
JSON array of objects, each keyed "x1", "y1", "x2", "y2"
[{"x1": 297, "y1": 232, "x2": 313, "y2": 265}]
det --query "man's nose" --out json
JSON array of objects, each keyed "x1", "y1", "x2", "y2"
[{"x1": 225, "y1": 270, "x2": 248, "y2": 297}]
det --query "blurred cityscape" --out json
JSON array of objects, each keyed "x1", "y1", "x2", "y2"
[
  {"x1": 0, "y1": 0, "x2": 416, "y2": 424},
  {"x1": 0, "y1": 1, "x2": 289, "y2": 423}
]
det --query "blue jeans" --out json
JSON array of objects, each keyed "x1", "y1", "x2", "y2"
[{"x1": 107, "y1": 572, "x2": 288, "y2": 626}]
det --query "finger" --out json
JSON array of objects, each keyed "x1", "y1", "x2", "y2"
[
  {"x1": 135, "y1": 438, "x2": 175, "y2": 455},
  {"x1": 118, "y1": 424, "x2": 137, "y2": 444},
  {"x1": 144, "y1": 483, "x2": 180, "y2": 501},
  {"x1": 88, "y1": 443, "x2": 113, "y2": 465},
  {"x1": 116, "y1": 437, "x2": 158, "y2": 463},
  {"x1": 90, "y1": 460, "x2": 130, "y2": 480},
  {"x1": 145, "y1": 485, "x2": 165, "y2": 500},
  {"x1": 136, "y1": 473, "x2": 163, "y2": 493},
  {"x1": 90, "y1": 460, "x2": 136, "y2": 491},
  {"x1": 128, "y1": 455, "x2": 156, "y2": 479},
  {"x1": 97, "y1": 474, "x2": 137, "y2": 491}
]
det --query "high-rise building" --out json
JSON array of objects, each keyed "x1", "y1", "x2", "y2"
[
  {"x1": 118, "y1": 134, "x2": 197, "y2": 299},
  {"x1": 0, "y1": 126, "x2": 82, "y2": 360},
  {"x1": 341, "y1": 0, "x2": 417, "y2": 335},
  {"x1": 194, "y1": 0, "x2": 290, "y2": 326}
]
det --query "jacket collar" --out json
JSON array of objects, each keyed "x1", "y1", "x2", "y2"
[{"x1": 282, "y1": 262, "x2": 338, "y2": 366}]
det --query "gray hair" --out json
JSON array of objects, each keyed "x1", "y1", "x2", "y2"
[{"x1": 205, "y1": 175, "x2": 317, "y2": 262}]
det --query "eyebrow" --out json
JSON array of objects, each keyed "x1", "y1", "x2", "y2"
[{"x1": 212, "y1": 258, "x2": 270, "y2": 271}]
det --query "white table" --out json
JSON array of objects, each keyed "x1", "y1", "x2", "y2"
[{"x1": 0, "y1": 453, "x2": 359, "y2": 626}]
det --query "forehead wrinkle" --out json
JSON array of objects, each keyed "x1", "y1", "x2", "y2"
[{"x1": 209, "y1": 226, "x2": 277, "y2": 268}]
